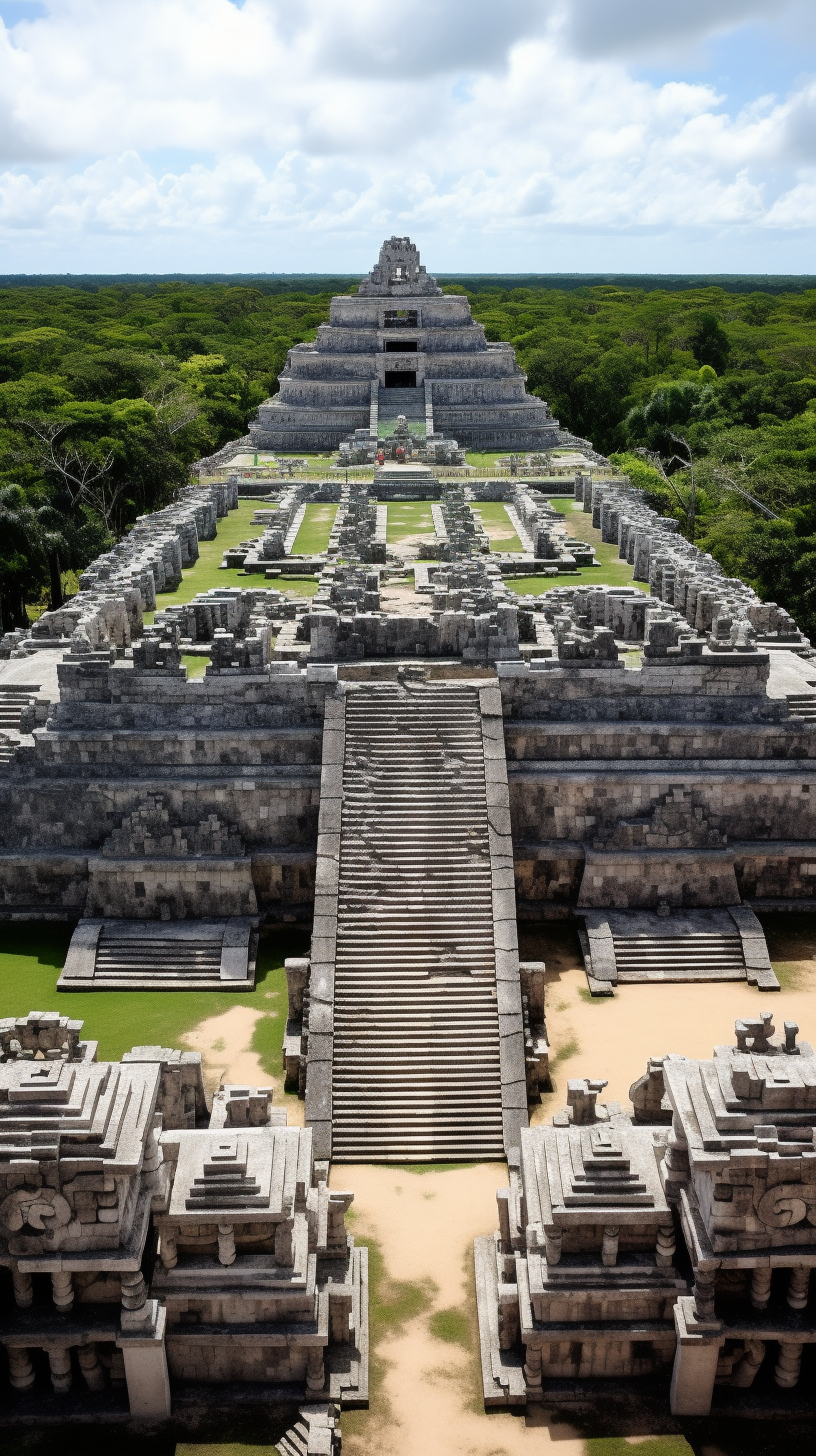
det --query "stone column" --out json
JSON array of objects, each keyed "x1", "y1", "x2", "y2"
[
  {"x1": 160, "y1": 1232, "x2": 178, "y2": 1269},
  {"x1": 118, "y1": 1302, "x2": 172, "y2": 1420},
  {"x1": 775, "y1": 1342, "x2": 803, "y2": 1388},
  {"x1": 7, "y1": 1346, "x2": 36, "y2": 1390},
  {"x1": 121, "y1": 1270, "x2": 148, "y2": 1310},
  {"x1": 306, "y1": 1345, "x2": 326, "y2": 1392},
  {"x1": 787, "y1": 1266, "x2": 810, "y2": 1310},
  {"x1": 218, "y1": 1224, "x2": 236, "y2": 1266},
  {"x1": 12, "y1": 1269, "x2": 33, "y2": 1308},
  {"x1": 670, "y1": 1301, "x2": 721, "y2": 1416},
  {"x1": 602, "y1": 1226, "x2": 620, "y2": 1267},
  {"x1": 523, "y1": 1342, "x2": 543, "y2": 1401},
  {"x1": 51, "y1": 1271, "x2": 74, "y2": 1311},
  {"x1": 78, "y1": 1343, "x2": 106, "y2": 1391},
  {"x1": 655, "y1": 1224, "x2": 676, "y2": 1270},
  {"x1": 750, "y1": 1266, "x2": 772, "y2": 1309},
  {"x1": 693, "y1": 1268, "x2": 716, "y2": 1322},
  {"x1": 731, "y1": 1340, "x2": 765, "y2": 1388},
  {"x1": 544, "y1": 1230, "x2": 562, "y2": 1265},
  {"x1": 49, "y1": 1346, "x2": 73, "y2": 1393}
]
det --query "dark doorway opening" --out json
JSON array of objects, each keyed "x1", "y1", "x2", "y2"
[
  {"x1": 385, "y1": 340, "x2": 418, "y2": 352},
  {"x1": 384, "y1": 371, "x2": 417, "y2": 388}
]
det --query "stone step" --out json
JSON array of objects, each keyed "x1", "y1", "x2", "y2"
[{"x1": 329, "y1": 682, "x2": 505, "y2": 1162}]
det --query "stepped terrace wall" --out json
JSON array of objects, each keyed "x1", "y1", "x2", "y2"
[
  {"x1": 0, "y1": 660, "x2": 334, "y2": 920},
  {"x1": 499, "y1": 658, "x2": 816, "y2": 915}
]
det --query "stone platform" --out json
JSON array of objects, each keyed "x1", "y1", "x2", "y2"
[
  {"x1": 577, "y1": 906, "x2": 779, "y2": 994},
  {"x1": 58, "y1": 917, "x2": 259, "y2": 991}
]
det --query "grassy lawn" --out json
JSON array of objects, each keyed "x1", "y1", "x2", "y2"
[
  {"x1": 142, "y1": 503, "x2": 322, "y2": 622},
  {"x1": 180, "y1": 653, "x2": 209, "y2": 679},
  {"x1": 383, "y1": 500, "x2": 436, "y2": 542},
  {"x1": 274, "y1": 454, "x2": 339, "y2": 474},
  {"x1": 0, "y1": 920, "x2": 309, "y2": 1068},
  {"x1": 144, "y1": 500, "x2": 267, "y2": 620},
  {"x1": 470, "y1": 501, "x2": 524, "y2": 552},
  {"x1": 291, "y1": 503, "x2": 338, "y2": 554},
  {"x1": 378, "y1": 419, "x2": 425, "y2": 438},
  {"x1": 274, "y1": 577, "x2": 320, "y2": 598},
  {"x1": 464, "y1": 451, "x2": 507, "y2": 467},
  {"x1": 505, "y1": 499, "x2": 643, "y2": 594}
]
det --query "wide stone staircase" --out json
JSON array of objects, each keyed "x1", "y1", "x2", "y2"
[
  {"x1": 378, "y1": 385, "x2": 425, "y2": 426},
  {"x1": 330, "y1": 683, "x2": 505, "y2": 1162}
]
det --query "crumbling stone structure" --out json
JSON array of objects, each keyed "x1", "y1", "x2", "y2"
[
  {"x1": 337, "y1": 414, "x2": 465, "y2": 467},
  {"x1": 0, "y1": 1013, "x2": 367, "y2": 1423},
  {"x1": 476, "y1": 1014, "x2": 816, "y2": 1416}
]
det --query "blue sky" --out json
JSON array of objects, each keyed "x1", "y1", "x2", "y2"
[{"x1": 0, "y1": 0, "x2": 814, "y2": 274}]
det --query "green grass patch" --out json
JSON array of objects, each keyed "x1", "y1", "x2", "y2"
[
  {"x1": 291, "y1": 503, "x2": 337, "y2": 555},
  {"x1": 0, "y1": 922, "x2": 309, "y2": 1062},
  {"x1": 470, "y1": 501, "x2": 524, "y2": 552},
  {"x1": 383, "y1": 500, "x2": 436, "y2": 543},
  {"x1": 379, "y1": 419, "x2": 425, "y2": 438},
  {"x1": 386, "y1": 1162, "x2": 478, "y2": 1174},
  {"x1": 586, "y1": 1441, "x2": 694, "y2": 1456},
  {"x1": 464, "y1": 451, "x2": 507, "y2": 467},
  {"x1": 181, "y1": 653, "x2": 209, "y2": 679},
  {"x1": 367, "y1": 1241, "x2": 435, "y2": 1334},
  {"x1": 428, "y1": 1305, "x2": 471, "y2": 1349},
  {"x1": 276, "y1": 577, "x2": 320, "y2": 598},
  {"x1": 578, "y1": 986, "x2": 608, "y2": 1004},
  {"x1": 144, "y1": 501, "x2": 269, "y2": 619},
  {"x1": 551, "y1": 1036, "x2": 580, "y2": 1067}
]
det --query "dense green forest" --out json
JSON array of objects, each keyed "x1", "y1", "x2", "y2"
[{"x1": 1, "y1": 276, "x2": 815, "y2": 638}]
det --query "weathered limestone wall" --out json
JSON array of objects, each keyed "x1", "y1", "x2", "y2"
[
  {"x1": 499, "y1": 659, "x2": 816, "y2": 914},
  {"x1": 0, "y1": 663, "x2": 333, "y2": 920}
]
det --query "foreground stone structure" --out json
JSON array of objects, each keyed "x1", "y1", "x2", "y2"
[
  {"x1": 476, "y1": 1014, "x2": 816, "y2": 1417},
  {"x1": 0, "y1": 1013, "x2": 367, "y2": 1425}
]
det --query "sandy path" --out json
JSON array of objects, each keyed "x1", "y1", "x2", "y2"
[
  {"x1": 523, "y1": 924, "x2": 816, "y2": 1120},
  {"x1": 333, "y1": 1163, "x2": 585, "y2": 1456},
  {"x1": 181, "y1": 1002, "x2": 304, "y2": 1126}
]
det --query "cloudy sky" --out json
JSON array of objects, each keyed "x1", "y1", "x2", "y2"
[{"x1": 0, "y1": 0, "x2": 815, "y2": 274}]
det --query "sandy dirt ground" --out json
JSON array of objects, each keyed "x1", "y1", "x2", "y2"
[
  {"x1": 378, "y1": 581, "x2": 435, "y2": 618},
  {"x1": 181, "y1": 1002, "x2": 304, "y2": 1125},
  {"x1": 520, "y1": 922, "x2": 816, "y2": 1120},
  {"x1": 178, "y1": 920, "x2": 816, "y2": 1455},
  {"x1": 332, "y1": 1162, "x2": 586, "y2": 1456}
]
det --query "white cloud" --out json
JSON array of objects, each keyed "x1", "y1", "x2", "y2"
[{"x1": 0, "y1": 0, "x2": 813, "y2": 269}]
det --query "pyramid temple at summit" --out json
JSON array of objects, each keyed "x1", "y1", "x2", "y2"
[{"x1": 249, "y1": 236, "x2": 564, "y2": 452}]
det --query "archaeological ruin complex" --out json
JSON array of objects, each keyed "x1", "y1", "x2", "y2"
[{"x1": 2, "y1": 237, "x2": 816, "y2": 1437}]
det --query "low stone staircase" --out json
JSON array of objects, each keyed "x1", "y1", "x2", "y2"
[
  {"x1": 612, "y1": 932, "x2": 746, "y2": 982},
  {"x1": 0, "y1": 683, "x2": 39, "y2": 733},
  {"x1": 787, "y1": 693, "x2": 816, "y2": 721},
  {"x1": 94, "y1": 925, "x2": 223, "y2": 984},
  {"x1": 330, "y1": 683, "x2": 505, "y2": 1162},
  {"x1": 276, "y1": 1405, "x2": 342, "y2": 1456},
  {"x1": 59, "y1": 918, "x2": 257, "y2": 990},
  {"x1": 377, "y1": 385, "x2": 425, "y2": 422}
]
